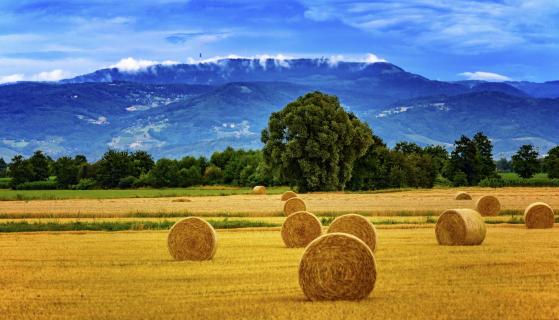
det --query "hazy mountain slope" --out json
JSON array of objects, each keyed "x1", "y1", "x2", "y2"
[
  {"x1": 1, "y1": 58, "x2": 558, "y2": 159},
  {"x1": 507, "y1": 81, "x2": 559, "y2": 98},
  {"x1": 0, "y1": 81, "x2": 309, "y2": 159},
  {"x1": 371, "y1": 92, "x2": 559, "y2": 157},
  {"x1": 63, "y1": 59, "x2": 469, "y2": 110}
]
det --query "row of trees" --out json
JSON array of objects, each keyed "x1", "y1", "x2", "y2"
[
  {"x1": 346, "y1": 139, "x2": 443, "y2": 190},
  {"x1": 1, "y1": 92, "x2": 558, "y2": 191},
  {"x1": 494, "y1": 145, "x2": 559, "y2": 179},
  {"x1": 2, "y1": 148, "x2": 271, "y2": 189},
  {"x1": 1, "y1": 139, "x2": 557, "y2": 191},
  {"x1": 259, "y1": 92, "x2": 559, "y2": 191}
]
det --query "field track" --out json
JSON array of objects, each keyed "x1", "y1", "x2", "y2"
[
  {"x1": 1, "y1": 187, "x2": 558, "y2": 217},
  {"x1": 1, "y1": 226, "x2": 558, "y2": 319}
]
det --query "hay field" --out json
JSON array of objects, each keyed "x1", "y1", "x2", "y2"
[
  {"x1": 1, "y1": 187, "x2": 557, "y2": 218},
  {"x1": 1, "y1": 226, "x2": 558, "y2": 319}
]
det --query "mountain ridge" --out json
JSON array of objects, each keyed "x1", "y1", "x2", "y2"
[{"x1": 0, "y1": 58, "x2": 558, "y2": 159}]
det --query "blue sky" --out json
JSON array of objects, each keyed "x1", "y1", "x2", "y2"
[{"x1": 0, "y1": 0, "x2": 558, "y2": 83}]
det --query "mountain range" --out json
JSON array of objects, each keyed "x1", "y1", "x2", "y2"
[{"x1": 0, "y1": 58, "x2": 558, "y2": 160}]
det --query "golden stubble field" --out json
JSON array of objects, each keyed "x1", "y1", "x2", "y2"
[
  {"x1": 1, "y1": 187, "x2": 559, "y2": 217},
  {"x1": 1, "y1": 226, "x2": 558, "y2": 319}
]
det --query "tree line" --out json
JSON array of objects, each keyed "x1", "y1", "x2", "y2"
[
  {"x1": 2, "y1": 148, "x2": 272, "y2": 190},
  {"x1": 1, "y1": 92, "x2": 558, "y2": 191}
]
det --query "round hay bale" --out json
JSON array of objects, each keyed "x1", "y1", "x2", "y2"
[
  {"x1": 327, "y1": 214, "x2": 377, "y2": 252},
  {"x1": 281, "y1": 211, "x2": 322, "y2": 247},
  {"x1": 454, "y1": 192, "x2": 472, "y2": 200},
  {"x1": 298, "y1": 233, "x2": 376, "y2": 301},
  {"x1": 283, "y1": 197, "x2": 306, "y2": 216},
  {"x1": 281, "y1": 190, "x2": 297, "y2": 201},
  {"x1": 167, "y1": 217, "x2": 217, "y2": 261},
  {"x1": 476, "y1": 195, "x2": 501, "y2": 216},
  {"x1": 252, "y1": 185, "x2": 266, "y2": 195},
  {"x1": 435, "y1": 209, "x2": 486, "y2": 246},
  {"x1": 524, "y1": 202, "x2": 555, "y2": 229}
]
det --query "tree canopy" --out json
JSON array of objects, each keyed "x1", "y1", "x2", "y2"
[
  {"x1": 512, "y1": 144, "x2": 539, "y2": 178},
  {"x1": 261, "y1": 91, "x2": 373, "y2": 192},
  {"x1": 443, "y1": 132, "x2": 495, "y2": 186}
]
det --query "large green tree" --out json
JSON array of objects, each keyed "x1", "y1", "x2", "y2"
[
  {"x1": 261, "y1": 92, "x2": 373, "y2": 192},
  {"x1": 444, "y1": 135, "x2": 480, "y2": 185},
  {"x1": 150, "y1": 159, "x2": 179, "y2": 188},
  {"x1": 544, "y1": 146, "x2": 559, "y2": 179},
  {"x1": 423, "y1": 145, "x2": 449, "y2": 173},
  {"x1": 444, "y1": 132, "x2": 495, "y2": 185},
  {"x1": 346, "y1": 135, "x2": 388, "y2": 190},
  {"x1": 96, "y1": 150, "x2": 133, "y2": 188},
  {"x1": 394, "y1": 142, "x2": 423, "y2": 154},
  {"x1": 131, "y1": 150, "x2": 155, "y2": 176},
  {"x1": 53, "y1": 156, "x2": 80, "y2": 188},
  {"x1": 0, "y1": 158, "x2": 7, "y2": 177},
  {"x1": 8, "y1": 155, "x2": 33, "y2": 188},
  {"x1": 29, "y1": 150, "x2": 50, "y2": 181},
  {"x1": 473, "y1": 132, "x2": 496, "y2": 178},
  {"x1": 179, "y1": 166, "x2": 203, "y2": 187},
  {"x1": 512, "y1": 144, "x2": 539, "y2": 178}
]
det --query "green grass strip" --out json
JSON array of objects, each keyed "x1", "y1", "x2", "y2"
[{"x1": 0, "y1": 219, "x2": 280, "y2": 233}]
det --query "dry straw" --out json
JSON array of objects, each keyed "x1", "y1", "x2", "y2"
[
  {"x1": 167, "y1": 217, "x2": 217, "y2": 261},
  {"x1": 436, "y1": 209, "x2": 486, "y2": 246},
  {"x1": 281, "y1": 211, "x2": 322, "y2": 247},
  {"x1": 281, "y1": 191, "x2": 298, "y2": 201},
  {"x1": 252, "y1": 186, "x2": 267, "y2": 195},
  {"x1": 299, "y1": 233, "x2": 376, "y2": 301},
  {"x1": 454, "y1": 192, "x2": 472, "y2": 200},
  {"x1": 524, "y1": 202, "x2": 555, "y2": 229},
  {"x1": 327, "y1": 214, "x2": 377, "y2": 252},
  {"x1": 284, "y1": 197, "x2": 306, "y2": 216},
  {"x1": 476, "y1": 195, "x2": 501, "y2": 216}
]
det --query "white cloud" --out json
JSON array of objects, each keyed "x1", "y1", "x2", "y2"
[
  {"x1": 257, "y1": 54, "x2": 293, "y2": 69},
  {"x1": 2, "y1": 139, "x2": 29, "y2": 148},
  {"x1": 186, "y1": 54, "x2": 295, "y2": 69},
  {"x1": 459, "y1": 71, "x2": 512, "y2": 82},
  {"x1": 110, "y1": 57, "x2": 179, "y2": 72},
  {"x1": 0, "y1": 74, "x2": 25, "y2": 84},
  {"x1": 185, "y1": 53, "x2": 386, "y2": 67},
  {"x1": 0, "y1": 70, "x2": 71, "y2": 83},
  {"x1": 300, "y1": 0, "x2": 559, "y2": 52},
  {"x1": 364, "y1": 53, "x2": 387, "y2": 63},
  {"x1": 326, "y1": 55, "x2": 345, "y2": 66},
  {"x1": 0, "y1": 57, "x2": 99, "y2": 79},
  {"x1": 326, "y1": 53, "x2": 387, "y2": 66},
  {"x1": 30, "y1": 69, "x2": 69, "y2": 81}
]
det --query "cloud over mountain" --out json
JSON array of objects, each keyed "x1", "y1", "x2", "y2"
[{"x1": 459, "y1": 71, "x2": 512, "y2": 82}]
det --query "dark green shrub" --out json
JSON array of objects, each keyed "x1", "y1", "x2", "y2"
[
  {"x1": 73, "y1": 178, "x2": 97, "y2": 190},
  {"x1": 479, "y1": 176, "x2": 505, "y2": 188},
  {"x1": 118, "y1": 176, "x2": 138, "y2": 189},
  {"x1": 434, "y1": 175, "x2": 452, "y2": 187},
  {"x1": 0, "y1": 178, "x2": 11, "y2": 189},
  {"x1": 452, "y1": 171, "x2": 468, "y2": 187},
  {"x1": 204, "y1": 165, "x2": 223, "y2": 185},
  {"x1": 16, "y1": 180, "x2": 58, "y2": 190},
  {"x1": 132, "y1": 173, "x2": 154, "y2": 188}
]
